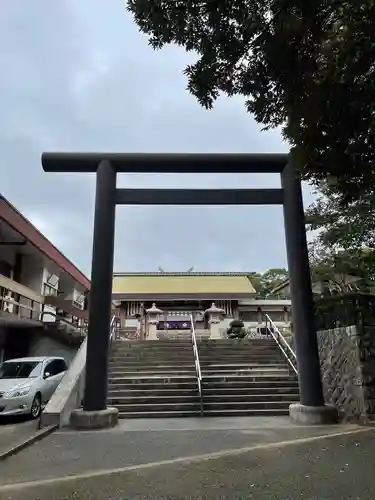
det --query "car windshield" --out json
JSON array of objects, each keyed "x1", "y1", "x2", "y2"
[{"x1": 0, "y1": 361, "x2": 43, "y2": 379}]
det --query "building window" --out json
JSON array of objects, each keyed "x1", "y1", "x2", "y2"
[
  {"x1": 72, "y1": 290, "x2": 84, "y2": 310},
  {"x1": 43, "y1": 283, "x2": 57, "y2": 297}
]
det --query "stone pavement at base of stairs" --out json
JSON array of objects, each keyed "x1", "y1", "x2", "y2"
[
  {"x1": 0, "y1": 418, "x2": 39, "y2": 456},
  {"x1": 0, "y1": 417, "x2": 374, "y2": 500}
]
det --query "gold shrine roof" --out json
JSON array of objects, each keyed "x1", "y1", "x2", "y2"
[{"x1": 112, "y1": 272, "x2": 256, "y2": 298}]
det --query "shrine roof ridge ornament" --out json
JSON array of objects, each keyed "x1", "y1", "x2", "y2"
[{"x1": 41, "y1": 152, "x2": 289, "y2": 174}]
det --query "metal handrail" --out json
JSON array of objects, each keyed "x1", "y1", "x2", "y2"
[
  {"x1": 189, "y1": 313, "x2": 204, "y2": 417},
  {"x1": 109, "y1": 314, "x2": 118, "y2": 346},
  {"x1": 264, "y1": 313, "x2": 298, "y2": 375}
]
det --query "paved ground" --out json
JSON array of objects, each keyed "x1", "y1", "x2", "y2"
[
  {"x1": 0, "y1": 417, "x2": 373, "y2": 499},
  {"x1": 0, "y1": 417, "x2": 39, "y2": 456}
]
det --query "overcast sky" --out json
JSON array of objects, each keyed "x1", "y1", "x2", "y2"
[{"x1": 0, "y1": 0, "x2": 315, "y2": 278}]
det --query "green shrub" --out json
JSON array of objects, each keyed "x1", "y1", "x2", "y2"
[{"x1": 226, "y1": 319, "x2": 247, "y2": 339}]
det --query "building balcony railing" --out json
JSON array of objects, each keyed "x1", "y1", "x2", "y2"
[
  {"x1": 0, "y1": 273, "x2": 88, "y2": 336},
  {"x1": 0, "y1": 273, "x2": 44, "y2": 323}
]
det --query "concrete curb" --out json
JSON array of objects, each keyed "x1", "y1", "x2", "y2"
[{"x1": 0, "y1": 424, "x2": 58, "y2": 462}]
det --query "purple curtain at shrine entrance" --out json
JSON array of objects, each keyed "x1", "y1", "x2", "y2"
[{"x1": 157, "y1": 320, "x2": 191, "y2": 330}]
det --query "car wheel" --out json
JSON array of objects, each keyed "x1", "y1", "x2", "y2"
[{"x1": 30, "y1": 394, "x2": 42, "y2": 419}]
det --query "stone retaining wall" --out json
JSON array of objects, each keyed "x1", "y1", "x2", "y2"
[{"x1": 317, "y1": 325, "x2": 375, "y2": 422}]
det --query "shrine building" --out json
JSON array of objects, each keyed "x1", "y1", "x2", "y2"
[{"x1": 112, "y1": 271, "x2": 291, "y2": 339}]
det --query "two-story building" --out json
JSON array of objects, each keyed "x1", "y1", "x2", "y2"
[{"x1": 0, "y1": 194, "x2": 90, "y2": 363}]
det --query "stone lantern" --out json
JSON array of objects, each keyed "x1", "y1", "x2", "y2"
[
  {"x1": 146, "y1": 303, "x2": 162, "y2": 340},
  {"x1": 205, "y1": 302, "x2": 224, "y2": 339}
]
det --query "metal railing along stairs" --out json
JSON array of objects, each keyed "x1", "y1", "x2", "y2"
[
  {"x1": 189, "y1": 313, "x2": 204, "y2": 416},
  {"x1": 263, "y1": 313, "x2": 298, "y2": 375}
]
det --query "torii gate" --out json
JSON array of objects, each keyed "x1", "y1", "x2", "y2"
[{"x1": 41, "y1": 152, "x2": 337, "y2": 428}]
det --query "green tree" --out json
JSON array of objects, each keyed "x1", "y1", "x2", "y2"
[
  {"x1": 306, "y1": 180, "x2": 375, "y2": 292},
  {"x1": 306, "y1": 181, "x2": 375, "y2": 250},
  {"x1": 127, "y1": 0, "x2": 375, "y2": 199},
  {"x1": 308, "y1": 242, "x2": 375, "y2": 294},
  {"x1": 248, "y1": 272, "x2": 264, "y2": 297},
  {"x1": 260, "y1": 268, "x2": 289, "y2": 296},
  {"x1": 249, "y1": 268, "x2": 288, "y2": 297}
]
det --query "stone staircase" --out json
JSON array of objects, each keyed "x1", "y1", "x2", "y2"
[
  {"x1": 199, "y1": 339, "x2": 299, "y2": 417},
  {"x1": 107, "y1": 340, "x2": 202, "y2": 418},
  {"x1": 107, "y1": 338, "x2": 299, "y2": 418}
]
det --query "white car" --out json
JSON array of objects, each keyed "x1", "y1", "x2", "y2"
[{"x1": 0, "y1": 356, "x2": 67, "y2": 419}]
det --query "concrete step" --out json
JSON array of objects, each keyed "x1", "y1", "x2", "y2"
[
  {"x1": 203, "y1": 394, "x2": 299, "y2": 403},
  {"x1": 109, "y1": 351, "x2": 285, "y2": 363},
  {"x1": 202, "y1": 408, "x2": 290, "y2": 417},
  {"x1": 198, "y1": 339, "x2": 274, "y2": 344},
  {"x1": 198, "y1": 346, "x2": 280, "y2": 350},
  {"x1": 114, "y1": 343, "x2": 277, "y2": 350},
  {"x1": 197, "y1": 349, "x2": 280, "y2": 355},
  {"x1": 114, "y1": 343, "x2": 193, "y2": 349},
  {"x1": 118, "y1": 339, "x2": 274, "y2": 345},
  {"x1": 108, "y1": 388, "x2": 200, "y2": 398},
  {"x1": 110, "y1": 361, "x2": 195, "y2": 367},
  {"x1": 109, "y1": 355, "x2": 196, "y2": 360},
  {"x1": 111, "y1": 348, "x2": 194, "y2": 354},
  {"x1": 118, "y1": 343, "x2": 276, "y2": 347},
  {"x1": 108, "y1": 381, "x2": 198, "y2": 390},
  {"x1": 201, "y1": 353, "x2": 282, "y2": 356},
  {"x1": 199, "y1": 352, "x2": 282, "y2": 357},
  {"x1": 108, "y1": 369, "x2": 292, "y2": 379},
  {"x1": 203, "y1": 386, "x2": 299, "y2": 395},
  {"x1": 117, "y1": 408, "x2": 291, "y2": 418},
  {"x1": 199, "y1": 354, "x2": 283, "y2": 359},
  {"x1": 108, "y1": 375, "x2": 297, "y2": 386},
  {"x1": 114, "y1": 402, "x2": 202, "y2": 412},
  {"x1": 197, "y1": 341, "x2": 276, "y2": 346},
  {"x1": 116, "y1": 340, "x2": 193, "y2": 345},
  {"x1": 109, "y1": 370, "x2": 197, "y2": 377},
  {"x1": 108, "y1": 395, "x2": 200, "y2": 405},
  {"x1": 109, "y1": 364, "x2": 195, "y2": 371},
  {"x1": 200, "y1": 363, "x2": 287, "y2": 369},
  {"x1": 108, "y1": 386, "x2": 299, "y2": 402},
  {"x1": 198, "y1": 342, "x2": 278, "y2": 346},
  {"x1": 200, "y1": 359, "x2": 286, "y2": 365},
  {"x1": 110, "y1": 397, "x2": 298, "y2": 407},
  {"x1": 112, "y1": 348, "x2": 280, "y2": 355},
  {"x1": 112, "y1": 350, "x2": 195, "y2": 356},
  {"x1": 108, "y1": 375, "x2": 197, "y2": 383},
  {"x1": 109, "y1": 363, "x2": 285, "y2": 371},
  {"x1": 202, "y1": 369, "x2": 291, "y2": 377},
  {"x1": 112, "y1": 354, "x2": 281, "y2": 361},
  {"x1": 113, "y1": 347, "x2": 195, "y2": 352},
  {"x1": 198, "y1": 342, "x2": 276, "y2": 346},
  {"x1": 203, "y1": 401, "x2": 294, "y2": 410},
  {"x1": 118, "y1": 410, "x2": 202, "y2": 418},
  {"x1": 202, "y1": 375, "x2": 297, "y2": 383}
]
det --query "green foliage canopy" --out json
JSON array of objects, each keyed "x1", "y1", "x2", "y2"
[
  {"x1": 127, "y1": 0, "x2": 375, "y2": 199},
  {"x1": 306, "y1": 182, "x2": 375, "y2": 250},
  {"x1": 249, "y1": 268, "x2": 288, "y2": 297}
]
